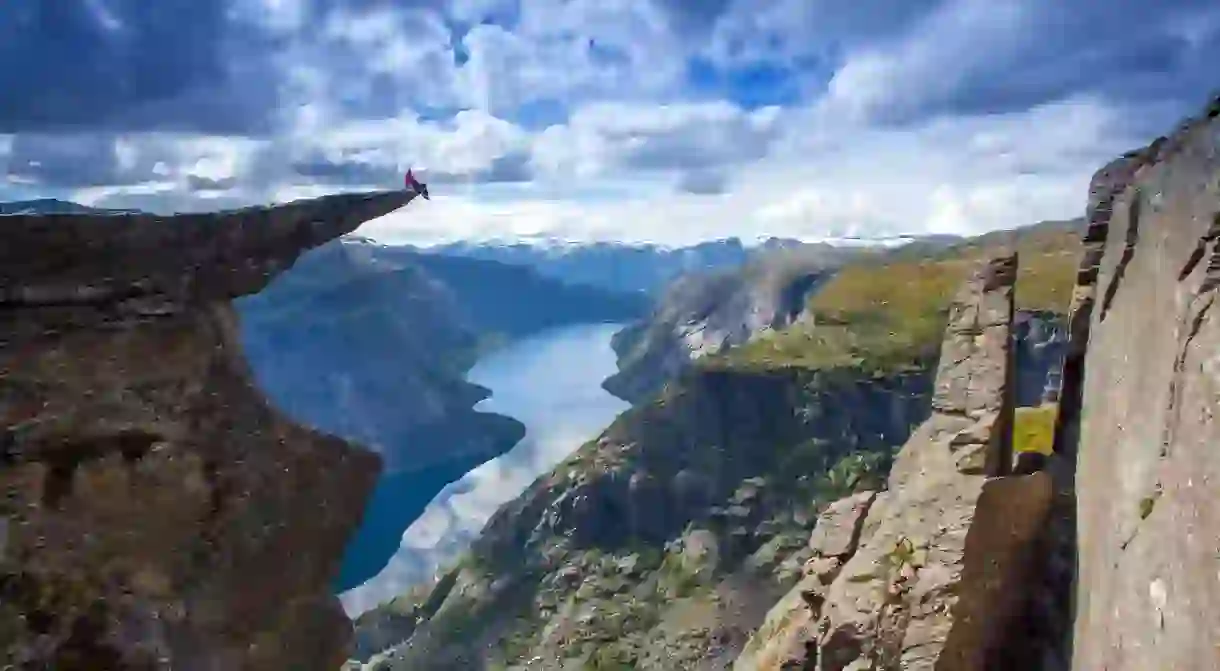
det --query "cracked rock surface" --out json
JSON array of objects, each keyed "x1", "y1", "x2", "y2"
[{"x1": 1069, "y1": 96, "x2": 1220, "y2": 671}]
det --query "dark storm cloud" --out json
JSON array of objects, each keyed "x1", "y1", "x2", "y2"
[
  {"x1": 676, "y1": 169, "x2": 727, "y2": 195},
  {"x1": 429, "y1": 152, "x2": 533, "y2": 184},
  {"x1": 857, "y1": 0, "x2": 1220, "y2": 126},
  {"x1": 617, "y1": 116, "x2": 776, "y2": 173},
  {"x1": 5, "y1": 133, "x2": 124, "y2": 186},
  {"x1": 292, "y1": 150, "x2": 533, "y2": 187},
  {"x1": 187, "y1": 174, "x2": 238, "y2": 191},
  {"x1": 0, "y1": 0, "x2": 284, "y2": 134}
]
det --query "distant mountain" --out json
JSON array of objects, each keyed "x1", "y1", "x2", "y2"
[
  {"x1": 0, "y1": 198, "x2": 139, "y2": 215},
  {"x1": 600, "y1": 220, "x2": 1080, "y2": 403},
  {"x1": 422, "y1": 235, "x2": 964, "y2": 296},
  {"x1": 421, "y1": 237, "x2": 800, "y2": 295},
  {"x1": 602, "y1": 243, "x2": 864, "y2": 402}
]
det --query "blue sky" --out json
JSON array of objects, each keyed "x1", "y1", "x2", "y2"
[{"x1": 1, "y1": 0, "x2": 1218, "y2": 244}]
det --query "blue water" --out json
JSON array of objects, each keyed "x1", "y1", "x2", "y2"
[{"x1": 340, "y1": 323, "x2": 629, "y2": 616}]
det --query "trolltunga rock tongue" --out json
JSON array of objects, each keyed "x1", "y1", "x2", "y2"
[
  {"x1": 0, "y1": 190, "x2": 415, "y2": 670},
  {"x1": 0, "y1": 190, "x2": 415, "y2": 306}
]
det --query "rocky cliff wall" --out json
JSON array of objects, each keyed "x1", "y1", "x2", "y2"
[
  {"x1": 736, "y1": 253, "x2": 1056, "y2": 670},
  {"x1": 603, "y1": 247, "x2": 858, "y2": 404},
  {"x1": 733, "y1": 95, "x2": 1220, "y2": 671},
  {"x1": 1060, "y1": 96, "x2": 1220, "y2": 671},
  {"x1": 0, "y1": 191, "x2": 415, "y2": 670}
]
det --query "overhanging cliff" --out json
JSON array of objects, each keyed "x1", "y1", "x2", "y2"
[{"x1": 0, "y1": 191, "x2": 415, "y2": 670}]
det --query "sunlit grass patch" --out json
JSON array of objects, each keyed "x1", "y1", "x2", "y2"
[{"x1": 710, "y1": 224, "x2": 1081, "y2": 373}]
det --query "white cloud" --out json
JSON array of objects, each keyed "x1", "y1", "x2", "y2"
[
  {"x1": 821, "y1": 0, "x2": 1034, "y2": 123},
  {"x1": 62, "y1": 84, "x2": 1144, "y2": 242},
  {"x1": 344, "y1": 94, "x2": 1141, "y2": 246},
  {"x1": 14, "y1": 0, "x2": 1207, "y2": 244}
]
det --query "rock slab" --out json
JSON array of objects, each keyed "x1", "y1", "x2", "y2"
[
  {"x1": 1068, "y1": 95, "x2": 1220, "y2": 671},
  {"x1": 0, "y1": 191, "x2": 414, "y2": 670}
]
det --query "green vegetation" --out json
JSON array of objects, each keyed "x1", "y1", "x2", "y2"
[
  {"x1": 1139, "y1": 495, "x2": 1157, "y2": 520},
  {"x1": 585, "y1": 646, "x2": 639, "y2": 670},
  {"x1": 1139, "y1": 484, "x2": 1163, "y2": 520},
  {"x1": 1013, "y1": 404, "x2": 1059, "y2": 455},
  {"x1": 710, "y1": 225, "x2": 1080, "y2": 373},
  {"x1": 821, "y1": 451, "x2": 893, "y2": 498},
  {"x1": 657, "y1": 550, "x2": 706, "y2": 599}
]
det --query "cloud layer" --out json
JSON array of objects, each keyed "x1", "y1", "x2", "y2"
[{"x1": 3, "y1": 0, "x2": 1218, "y2": 244}]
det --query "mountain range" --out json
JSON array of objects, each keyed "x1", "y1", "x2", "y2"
[
  {"x1": 0, "y1": 198, "x2": 140, "y2": 215},
  {"x1": 419, "y1": 235, "x2": 943, "y2": 296}
]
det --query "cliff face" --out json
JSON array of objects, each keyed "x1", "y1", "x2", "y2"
[
  {"x1": 603, "y1": 246, "x2": 858, "y2": 403},
  {"x1": 733, "y1": 97, "x2": 1220, "y2": 671},
  {"x1": 603, "y1": 223, "x2": 1077, "y2": 406},
  {"x1": 736, "y1": 254, "x2": 1055, "y2": 670},
  {"x1": 0, "y1": 191, "x2": 415, "y2": 670},
  {"x1": 1062, "y1": 97, "x2": 1220, "y2": 670}
]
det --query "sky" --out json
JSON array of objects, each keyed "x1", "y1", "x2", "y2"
[{"x1": 1, "y1": 0, "x2": 1218, "y2": 246}]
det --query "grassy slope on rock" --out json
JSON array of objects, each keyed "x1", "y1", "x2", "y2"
[{"x1": 715, "y1": 221, "x2": 1080, "y2": 373}]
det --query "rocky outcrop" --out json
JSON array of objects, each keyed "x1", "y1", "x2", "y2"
[
  {"x1": 738, "y1": 253, "x2": 1056, "y2": 670},
  {"x1": 1060, "y1": 96, "x2": 1220, "y2": 671},
  {"x1": 0, "y1": 191, "x2": 415, "y2": 669},
  {"x1": 604, "y1": 246, "x2": 858, "y2": 403},
  {"x1": 732, "y1": 490, "x2": 881, "y2": 670}
]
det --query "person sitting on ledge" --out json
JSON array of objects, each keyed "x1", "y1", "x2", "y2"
[{"x1": 404, "y1": 168, "x2": 430, "y2": 200}]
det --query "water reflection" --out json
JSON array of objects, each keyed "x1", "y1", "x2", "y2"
[{"x1": 340, "y1": 322, "x2": 628, "y2": 616}]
